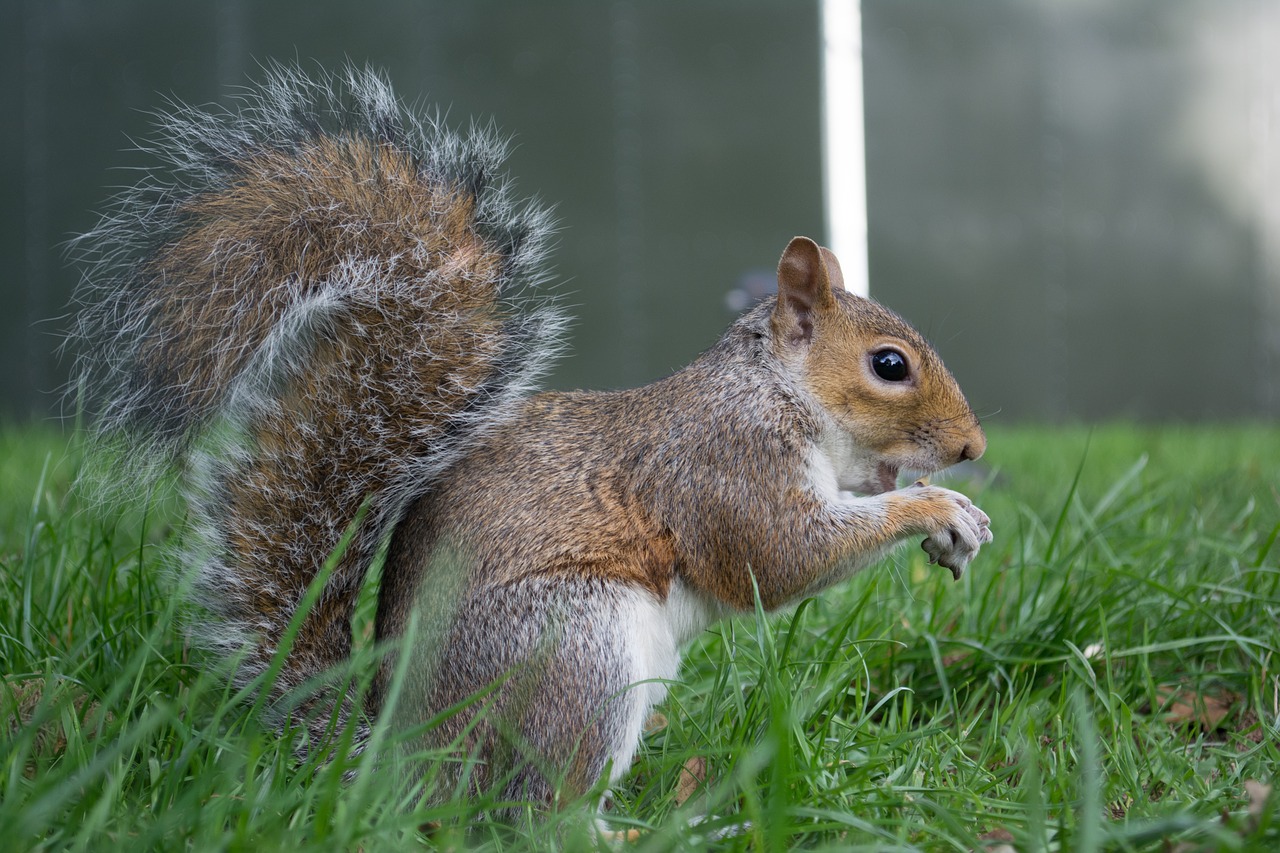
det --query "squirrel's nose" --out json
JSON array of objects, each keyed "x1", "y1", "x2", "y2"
[{"x1": 958, "y1": 432, "x2": 986, "y2": 463}]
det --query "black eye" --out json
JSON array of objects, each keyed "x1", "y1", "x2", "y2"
[{"x1": 871, "y1": 349, "x2": 909, "y2": 382}]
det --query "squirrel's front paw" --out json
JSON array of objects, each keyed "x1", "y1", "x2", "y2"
[{"x1": 910, "y1": 484, "x2": 993, "y2": 580}]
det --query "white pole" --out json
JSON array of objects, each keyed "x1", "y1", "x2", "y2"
[{"x1": 821, "y1": 0, "x2": 870, "y2": 296}]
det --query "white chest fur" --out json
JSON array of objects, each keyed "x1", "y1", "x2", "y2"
[
  {"x1": 810, "y1": 423, "x2": 883, "y2": 499},
  {"x1": 608, "y1": 579, "x2": 722, "y2": 781}
]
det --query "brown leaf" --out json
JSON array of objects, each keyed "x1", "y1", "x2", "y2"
[
  {"x1": 976, "y1": 827, "x2": 1018, "y2": 853},
  {"x1": 674, "y1": 756, "x2": 707, "y2": 807},
  {"x1": 597, "y1": 828, "x2": 643, "y2": 844},
  {"x1": 1244, "y1": 779, "x2": 1271, "y2": 824},
  {"x1": 1156, "y1": 684, "x2": 1236, "y2": 731},
  {"x1": 3, "y1": 676, "x2": 109, "y2": 764}
]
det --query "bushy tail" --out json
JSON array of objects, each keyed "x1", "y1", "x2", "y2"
[{"x1": 70, "y1": 64, "x2": 564, "y2": 748}]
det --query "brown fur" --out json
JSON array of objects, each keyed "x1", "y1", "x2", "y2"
[
  {"x1": 137, "y1": 138, "x2": 503, "y2": 426},
  {"x1": 161, "y1": 137, "x2": 512, "y2": 697},
  {"x1": 73, "y1": 66, "x2": 561, "y2": 760}
]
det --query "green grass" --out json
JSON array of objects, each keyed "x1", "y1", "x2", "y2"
[{"x1": 2, "y1": 423, "x2": 1278, "y2": 850}]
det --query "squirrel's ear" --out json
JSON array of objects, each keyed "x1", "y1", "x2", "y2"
[
  {"x1": 818, "y1": 246, "x2": 845, "y2": 292},
  {"x1": 773, "y1": 236, "x2": 838, "y2": 347}
]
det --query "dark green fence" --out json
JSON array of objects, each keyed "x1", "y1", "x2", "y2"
[{"x1": 5, "y1": 1, "x2": 1277, "y2": 422}]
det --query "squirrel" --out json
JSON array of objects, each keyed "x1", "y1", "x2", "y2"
[{"x1": 71, "y1": 65, "x2": 992, "y2": 814}]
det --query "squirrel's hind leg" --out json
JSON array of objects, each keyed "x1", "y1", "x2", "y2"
[{"x1": 405, "y1": 578, "x2": 679, "y2": 816}]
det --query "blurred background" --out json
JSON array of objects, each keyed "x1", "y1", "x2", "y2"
[{"x1": 4, "y1": 0, "x2": 1278, "y2": 424}]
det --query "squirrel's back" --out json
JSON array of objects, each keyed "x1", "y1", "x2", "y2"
[{"x1": 71, "y1": 64, "x2": 564, "y2": 743}]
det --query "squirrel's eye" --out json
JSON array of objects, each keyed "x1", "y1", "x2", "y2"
[{"x1": 871, "y1": 349, "x2": 909, "y2": 382}]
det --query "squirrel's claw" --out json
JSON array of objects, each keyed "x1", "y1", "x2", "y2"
[
  {"x1": 922, "y1": 537, "x2": 969, "y2": 581},
  {"x1": 916, "y1": 488, "x2": 992, "y2": 581}
]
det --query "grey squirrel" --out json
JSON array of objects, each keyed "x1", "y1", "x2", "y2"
[{"x1": 72, "y1": 65, "x2": 991, "y2": 813}]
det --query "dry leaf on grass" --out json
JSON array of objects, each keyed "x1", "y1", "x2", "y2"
[
  {"x1": 674, "y1": 756, "x2": 707, "y2": 807},
  {"x1": 977, "y1": 826, "x2": 1017, "y2": 852},
  {"x1": 597, "y1": 828, "x2": 643, "y2": 844},
  {"x1": 3, "y1": 676, "x2": 108, "y2": 762},
  {"x1": 1156, "y1": 684, "x2": 1236, "y2": 731},
  {"x1": 1244, "y1": 779, "x2": 1271, "y2": 824}
]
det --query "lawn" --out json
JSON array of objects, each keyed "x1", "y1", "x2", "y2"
[{"x1": 1, "y1": 423, "x2": 1277, "y2": 851}]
